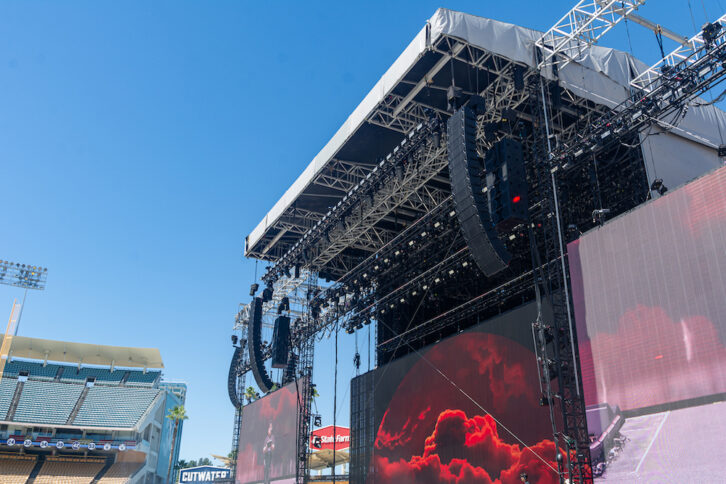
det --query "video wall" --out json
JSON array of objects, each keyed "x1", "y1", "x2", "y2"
[
  {"x1": 569, "y1": 166, "x2": 726, "y2": 481},
  {"x1": 367, "y1": 302, "x2": 560, "y2": 484},
  {"x1": 236, "y1": 381, "x2": 299, "y2": 484}
]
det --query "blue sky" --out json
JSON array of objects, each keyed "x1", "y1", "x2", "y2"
[{"x1": 1, "y1": 0, "x2": 723, "y2": 463}]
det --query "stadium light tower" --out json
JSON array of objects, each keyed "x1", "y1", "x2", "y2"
[{"x1": 0, "y1": 259, "x2": 49, "y2": 380}]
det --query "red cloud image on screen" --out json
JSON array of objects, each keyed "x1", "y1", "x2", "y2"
[
  {"x1": 371, "y1": 323, "x2": 560, "y2": 484},
  {"x1": 236, "y1": 381, "x2": 299, "y2": 484}
]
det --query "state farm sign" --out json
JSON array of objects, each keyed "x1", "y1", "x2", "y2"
[{"x1": 309, "y1": 425, "x2": 350, "y2": 451}]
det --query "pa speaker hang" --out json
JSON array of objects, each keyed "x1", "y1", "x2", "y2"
[
  {"x1": 248, "y1": 296, "x2": 274, "y2": 393},
  {"x1": 447, "y1": 98, "x2": 512, "y2": 276},
  {"x1": 271, "y1": 315, "x2": 291, "y2": 369}
]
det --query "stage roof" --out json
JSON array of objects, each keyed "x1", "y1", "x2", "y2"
[
  {"x1": 1, "y1": 334, "x2": 164, "y2": 369},
  {"x1": 245, "y1": 8, "x2": 726, "y2": 265}
]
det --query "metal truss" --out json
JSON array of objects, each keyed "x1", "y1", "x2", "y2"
[
  {"x1": 536, "y1": 0, "x2": 645, "y2": 70},
  {"x1": 312, "y1": 158, "x2": 373, "y2": 193},
  {"x1": 262, "y1": 119, "x2": 447, "y2": 284},
  {"x1": 631, "y1": 13, "x2": 726, "y2": 91},
  {"x1": 368, "y1": 42, "x2": 465, "y2": 134},
  {"x1": 553, "y1": 17, "x2": 726, "y2": 168},
  {"x1": 312, "y1": 144, "x2": 450, "y2": 269},
  {"x1": 369, "y1": 92, "x2": 444, "y2": 134}
]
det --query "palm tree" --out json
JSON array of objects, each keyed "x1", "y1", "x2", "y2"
[
  {"x1": 244, "y1": 386, "x2": 258, "y2": 403},
  {"x1": 166, "y1": 405, "x2": 188, "y2": 484}
]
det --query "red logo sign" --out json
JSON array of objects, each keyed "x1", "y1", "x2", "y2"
[{"x1": 309, "y1": 426, "x2": 350, "y2": 451}]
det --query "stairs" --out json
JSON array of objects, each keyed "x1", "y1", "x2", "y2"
[
  {"x1": 25, "y1": 454, "x2": 45, "y2": 484},
  {"x1": 119, "y1": 371, "x2": 130, "y2": 386},
  {"x1": 91, "y1": 456, "x2": 115, "y2": 484},
  {"x1": 6, "y1": 380, "x2": 24, "y2": 420},
  {"x1": 66, "y1": 385, "x2": 90, "y2": 424}
]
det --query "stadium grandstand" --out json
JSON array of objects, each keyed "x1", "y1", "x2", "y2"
[{"x1": 0, "y1": 334, "x2": 185, "y2": 484}]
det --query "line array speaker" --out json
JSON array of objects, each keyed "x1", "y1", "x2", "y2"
[
  {"x1": 447, "y1": 98, "x2": 512, "y2": 276},
  {"x1": 271, "y1": 315, "x2": 291, "y2": 369},
  {"x1": 248, "y1": 296, "x2": 274, "y2": 393},
  {"x1": 484, "y1": 138, "x2": 528, "y2": 231}
]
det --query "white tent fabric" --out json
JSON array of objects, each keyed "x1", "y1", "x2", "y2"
[{"x1": 247, "y1": 8, "x2": 726, "y2": 253}]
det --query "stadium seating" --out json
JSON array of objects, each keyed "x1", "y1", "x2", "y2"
[
  {"x1": 125, "y1": 370, "x2": 160, "y2": 386},
  {"x1": 60, "y1": 367, "x2": 125, "y2": 385},
  {"x1": 34, "y1": 457, "x2": 105, "y2": 484},
  {"x1": 3, "y1": 360, "x2": 59, "y2": 380},
  {"x1": 96, "y1": 461, "x2": 144, "y2": 483},
  {"x1": 0, "y1": 453, "x2": 36, "y2": 484},
  {"x1": 73, "y1": 386, "x2": 160, "y2": 428},
  {"x1": 0, "y1": 378, "x2": 18, "y2": 418},
  {"x1": 13, "y1": 381, "x2": 84, "y2": 424}
]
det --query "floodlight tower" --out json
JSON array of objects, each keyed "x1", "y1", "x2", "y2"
[{"x1": 0, "y1": 259, "x2": 48, "y2": 379}]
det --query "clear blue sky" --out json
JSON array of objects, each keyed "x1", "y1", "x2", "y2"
[{"x1": 1, "y1": 0, "x2": 723, "y2": 463}]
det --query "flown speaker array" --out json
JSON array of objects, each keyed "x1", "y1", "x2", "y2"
[
  {"x1": 271, "y1": 315, "x2": 291, "y2": 369},
  {"x1": 227, "y1": 345, "x2": 244, "y2": 408},
  {"x1": 248, "y1": 297, "x2": 275, "y2": 393},
  {"x1": 447, "y1": 97, "x2": 512, "y2": 277}
]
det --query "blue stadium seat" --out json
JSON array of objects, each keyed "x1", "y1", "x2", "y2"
[
  {"x1": 73, "y1": 385, "x2": 160, "y2": 428},
  {"x1": 125, "y1": 370, "x2": 161, "y2": 386},
  {"x1": 60, "y1": 367, "x2": 125, "y2": 384},
  {"x1": 4, "y1": 360, "x2": 60, "y2": 380},
  {"x1": 0, "y1": 378, "x2": 18, "y2": 417},
  {"x1": 13, "y1": 381, "x2": 84, "y2": 425}
]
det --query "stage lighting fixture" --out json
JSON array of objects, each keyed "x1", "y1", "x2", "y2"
[
  {"x1": 718, "y1": 144, "x2": 726, "y2": 157},
  {"x1": 432, "y1": 130, "x2": 441, "y2": 147},
  {"x1": 231, "y1": 335, "x2": 238, "y2": 345},
  {"x1": 283, "y1": 267, "x2": 291, "y2": 278},
  {"x1": 313, "y1": 436, "x2": 322, "y2": 449},
  {"x1": 592, "y1": 208, "x2": 611, "y2": 225},
  {"x1": 650, "y1": 178, "x2": 668, "y2": 195},
  {"x1": 262, "y1": 286, "x2": 274, "y2": 303},
  {"x1": 314, "y1": 415, "x2": 322, "y2": 427},
  {"x1": 703, "y1": 21, "x2": 722, "y2": 47},
  {"x1": 249, "y1": 283, "x2": 259, "y2": 297}
]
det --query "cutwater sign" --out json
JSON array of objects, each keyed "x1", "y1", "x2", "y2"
[{"x1": 179, "y1": 466, "x2": 230, "y2": 483}]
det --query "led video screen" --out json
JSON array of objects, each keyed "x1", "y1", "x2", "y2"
[
  {"x1": 236, "y1": 381, "x2": 299, "y2": 484},
  {"x1": 569, "y1": 166, "x2": 726, "y2": 482},
  {"x1": 370, "y1": 302, "x2": 561, "y2": 484}
]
